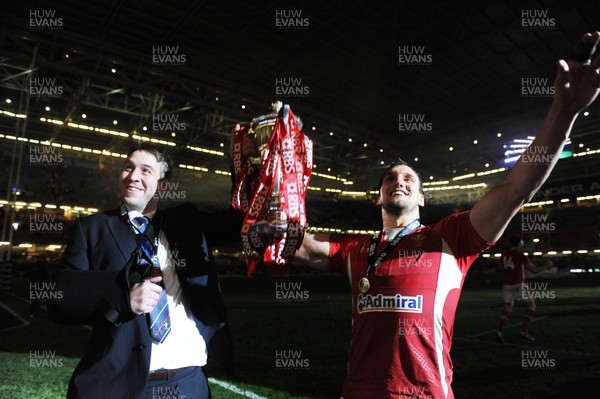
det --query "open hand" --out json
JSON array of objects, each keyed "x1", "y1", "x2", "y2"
[{"x1": 553, "y1": 32, "x2": 600, "y2": 115}]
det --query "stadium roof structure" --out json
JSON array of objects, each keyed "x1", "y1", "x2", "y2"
[{"x1": 1, "y1": 0, "x2": 600, "y2": 206}]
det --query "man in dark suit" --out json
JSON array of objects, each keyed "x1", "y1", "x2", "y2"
[{"x1": 49, "y1": 142, "x2": 245, "y2": 399}]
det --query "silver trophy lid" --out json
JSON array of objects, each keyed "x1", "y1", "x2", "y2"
[{"x1": 250, "y1": 101, "x2": 303, "y2": 132}]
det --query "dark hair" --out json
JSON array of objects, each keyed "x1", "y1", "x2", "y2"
[
  {"x1": 126, "y1": 142, "x2": 173, "y2": 180},
  {"x1": 509, "y1": 236, "x2": 523, "y2": 248},
  {"x1": 377, "y1": 158, "x2": 424, "y2": 195}
]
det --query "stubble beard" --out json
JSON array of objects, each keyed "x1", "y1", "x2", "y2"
[{"x1": 382, "y1": 200, "x2": 407, "y2": 217}]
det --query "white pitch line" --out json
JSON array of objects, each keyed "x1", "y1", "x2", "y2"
[
  {"x1": 208, "y1": 378, "x2": 268, "y2": 399},
  {"x1": 0, "y1": 300, "x2": 30, "y2": 332},
  {"x1": 466, "y1": 316, "x2": 549, "y2": 338},
  {"x1": 6, "y1": 291, "x2": 32, "y2": 304}
]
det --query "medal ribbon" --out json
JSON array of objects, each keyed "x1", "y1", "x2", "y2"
[{"x1": 365, "y1": 219, "x2": 421, "y2": 276}]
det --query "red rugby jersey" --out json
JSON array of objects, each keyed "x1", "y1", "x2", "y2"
[
  {"x1": 329, "y1": 211, "x2": 493, "y2": 399},
  {"x1": 501, "y1": 248, "x2": 529, "y2": 285}
]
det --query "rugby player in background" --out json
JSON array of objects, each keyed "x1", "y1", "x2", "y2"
[{"x1": 496, "y1": 236, "x2": 551, "y2": 343}]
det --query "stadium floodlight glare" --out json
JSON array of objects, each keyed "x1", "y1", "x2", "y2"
[
  {"x1": 570, "y1": 268, "x2": 585, "y2": 273},
  {"x1": 178, "y1": 164, "x2": 208, "y2": 172},
  {"x1": 503, "y1": 136, "x2": 572, "y2": 165},
  {"x1": 452, "y1": 173, "x2": 475, "y2": 181}
]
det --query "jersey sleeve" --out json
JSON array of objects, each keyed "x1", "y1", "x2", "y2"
[
  {"x1": 432, "y1": 211, "x2": 495, "y2": 273},
  {"x1": 328, "y1": 234, "x2": 367, "y2": 274},
  {"x1": 328, "y1": 235, "x2": 345, "y2": 273}
]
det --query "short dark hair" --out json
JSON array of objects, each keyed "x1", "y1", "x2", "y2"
[
  {"x1": 377, "y1": 158, "x2": 424, "y2": 195},
  {"x1": 126, "y1": 142, "x2": 173, "y2": 180}
]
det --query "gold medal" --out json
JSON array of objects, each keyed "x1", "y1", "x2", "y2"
[{"x1": 358, "y1": 277, "x2": 370, "y2": 294}]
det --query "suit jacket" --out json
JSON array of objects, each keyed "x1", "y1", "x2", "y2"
[{"x1": 48, "y1": 203, "x2": 243, "y2": 399}]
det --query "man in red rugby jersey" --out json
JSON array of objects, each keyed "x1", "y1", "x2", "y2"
[{"x1": 295, "y1": 32, "x2": 600, "y2": 399}]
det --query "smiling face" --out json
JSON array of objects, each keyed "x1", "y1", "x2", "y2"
[
  {"x1": 378, "y1": 164, "x2": 425, "y2": 217},
  {"x1": 119, "y1": 150, "x2": 164, "y2": 213}
]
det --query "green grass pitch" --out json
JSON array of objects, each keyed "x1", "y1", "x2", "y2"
[{"x1": 1, "y1": 273, "x2": 598, "y2": 398}]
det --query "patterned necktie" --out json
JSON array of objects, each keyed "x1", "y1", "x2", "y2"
[{"x1": 133, "y1": 215, "x2": 171, "y2": 343}]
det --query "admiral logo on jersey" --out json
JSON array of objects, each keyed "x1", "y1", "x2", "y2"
[{"x1": 357, "y1": 293, "x2": 423, "y2": 314}]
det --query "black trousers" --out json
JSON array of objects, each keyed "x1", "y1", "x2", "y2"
[{"x1": 144, "y1": 366, "x2": 210, "y2": 399}]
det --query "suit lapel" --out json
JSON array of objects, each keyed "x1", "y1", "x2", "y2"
[{"x1": 105, "y1": 211, "x2": 137, "y2": 263}]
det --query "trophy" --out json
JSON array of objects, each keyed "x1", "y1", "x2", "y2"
[
  {"x1": 231, "y1": 101, "x2": 313, "y2": 275},
  {"x1": 249, "y1": 101, "x2": 303, "y2": 234}
]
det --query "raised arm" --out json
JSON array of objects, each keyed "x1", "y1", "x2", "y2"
[
  {"x1": 471, "y1": 32, "x2": 600, "y2": 242},
  {"x1": 295, "y1": 232, "x2": 332, "y2": 271}
]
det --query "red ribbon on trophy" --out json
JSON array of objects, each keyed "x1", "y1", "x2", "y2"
[
  {"x1": 231, "y1": 124, "x2": 257, "y2": 213},
  {"x1": 231, "y1": 104, "x2": 312, "y2": 276}
]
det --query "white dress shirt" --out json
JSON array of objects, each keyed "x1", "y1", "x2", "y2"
[{"x1": 128, "y1": 210, "x2": 207, "y2": 371}]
